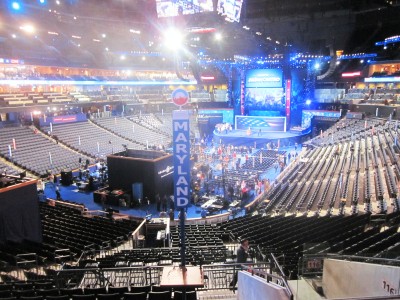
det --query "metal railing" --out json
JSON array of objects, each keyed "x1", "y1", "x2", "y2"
[{"x1": 50, "y1": 262, "x2": 271, "y2": 290}]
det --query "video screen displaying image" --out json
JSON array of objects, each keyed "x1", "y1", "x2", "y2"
[
  {"x1": 217, "y1": 0, "x2": 243, "y2": 22},
  {"x1": 244, "y1": 87, "x2": 285, "y2": 115},
  {"x1": 156, "y1": 0, "x2": 214, "y2": 18}
]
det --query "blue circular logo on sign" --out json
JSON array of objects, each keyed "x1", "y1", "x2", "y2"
[{"x1": 172, "y1": 88, "x2": 189, "y2": 106}]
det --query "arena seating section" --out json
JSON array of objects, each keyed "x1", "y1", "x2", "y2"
[
  {"x1": 93, "y1": 116, "x2": 170, "y2": 149},
  {"x1": 342, "y1": 88, "x2": 400, "y2": 104},
  {"x1": 255, "y1": 118, "x2": 400, "y2": 215},
  {"x1": 213, "y1": 89, "x2": 228, "y2": 102},
  {"x1": 0, "y1": 88, "x2": 218, "y2": 108},
  {"x1": 0, "y1": 127, "x2": 92, "y2": 176},
  {"x1": 0, "y1": 161, "x2": 19, "y2": 176},
  {"x1": 0, "y1": 200, "x2": 139, "y2": 268},
  {"x1": 190, "y1": 90, "x2": 211, "y2": 103},
  {"x1": 1, "y1": 116, "x2": 400, "y2": 297},
  {"x1": 42, "y1": 121, "x2": 143, "y2": 159}
]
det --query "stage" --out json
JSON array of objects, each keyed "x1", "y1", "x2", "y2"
[{"x1": 213, "y1": 128, "x2": 311, "y2": 147}]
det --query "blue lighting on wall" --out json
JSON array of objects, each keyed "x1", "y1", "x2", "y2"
[
  {"x1": 0, "y1": 79, "x2": 197, "y2": 86},
  {"x1": 375, "y1": 36, "x2": 400, "y2": 46}
]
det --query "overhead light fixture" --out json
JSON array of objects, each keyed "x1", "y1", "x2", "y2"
[
  {"x1": 163, "y1": 28, "x2": 184, "y2": 50},
  {"x1": 19, "y1": 24, "x2": 35, "y2": 34},
  {"x1": 12, "y1": 1, "x2": 21, "y2": 11}
]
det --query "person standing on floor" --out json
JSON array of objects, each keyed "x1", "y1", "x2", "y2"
[
  {"x1": 55, "y1": 186, "x2": 62, "y2": 200},
  {"x1": 229, "y1": 238, "x2": 249, "y2": 289}
]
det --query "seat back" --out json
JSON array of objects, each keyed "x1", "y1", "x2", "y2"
[
  {"x1": 174, "y1": 290, "x2": 197, "y2": 300},
  {"x1": 97, "y1": 293, "x2": 121, "y2": 300},
  {"x1": 130, "y1": 285, "x2": 151, "y2": 293},
  {"x1": 84, "y1": 287, "x2": 107, "y2": 295},
  {"x1": 46, "y1": 296, "x2": 70, "y2": 300},
  {"x1": 123, "y1": 292, "x2": 147, "y2": 300},
  {"x1": 108, "y1": 286, "x2": 129, "y2": 295},
  {"x1": 148, "y1": 291, "x2": 172, "y2": 300},
  {"x1": 72, "y1": 294, "x2": 96, "y2": 300}
]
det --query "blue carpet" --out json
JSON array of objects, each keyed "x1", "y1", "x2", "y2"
[{"x1": 43, "y1": 146, "x2": 300, "y2": 219}]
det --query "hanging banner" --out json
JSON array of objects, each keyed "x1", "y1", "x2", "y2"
[
  {"x1": 173, "y1": 110, "x2": 191, "y2": 208},
  {"x1": 285, "y1": 79, "x2": 291, "y2": 125}
]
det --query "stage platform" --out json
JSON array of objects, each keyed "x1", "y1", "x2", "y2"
[{"x1": 213, "y1": 128, "x2": 311, "y2": 147}]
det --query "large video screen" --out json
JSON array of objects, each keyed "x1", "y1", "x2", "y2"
[
  {"x1": 156, "y1": 0, "x2": 214, "y2": 18},
  {"x1": 244, "y1": 87, "x2": 285, "y2": 115},
  {"x1": 217, "y1": 0, "x2": 243, "y2": 22},
  {"x1": 246, "y1": 69, "x2": 283, "y2": 88}
]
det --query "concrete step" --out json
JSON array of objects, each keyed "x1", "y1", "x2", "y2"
[{"x1": 197, "y1": 289, "x2": 237, "y2": 300}]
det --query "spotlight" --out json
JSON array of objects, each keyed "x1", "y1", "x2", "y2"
[
  {"x1": 215, "y1": 33, "x2": 222, "y2": 41},
  {"x1": 11, "y1": 1, "x2": 21, "y2": 11},
  {"x1": 20, "y1": 24, "x2": 35, "y2": 34},
  {"x1": 163, "y1": 28, "x2": 184, "y2": 50},
  {"x1": 305, "y1": 99, "x2": 312, "y2": 106}
]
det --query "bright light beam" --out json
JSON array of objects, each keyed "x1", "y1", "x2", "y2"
[
  {"x1": 12, "y1": 2, "x2": 21, "y2": 11},
  {"x1": 19, "y1": 24, "x2": 35, "y2": 34},
  {"x1": 163, "y1": 28, "x2": 184, "y2": 51}
]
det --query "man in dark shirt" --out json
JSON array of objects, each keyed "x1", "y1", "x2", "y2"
[{"x1": 230, "y1": 239, "x2": 249, "y2": 289}]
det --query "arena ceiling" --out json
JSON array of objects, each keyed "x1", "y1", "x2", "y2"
[{"x1": 0, "y1": 0, "x2": 399, "y2": 69}]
